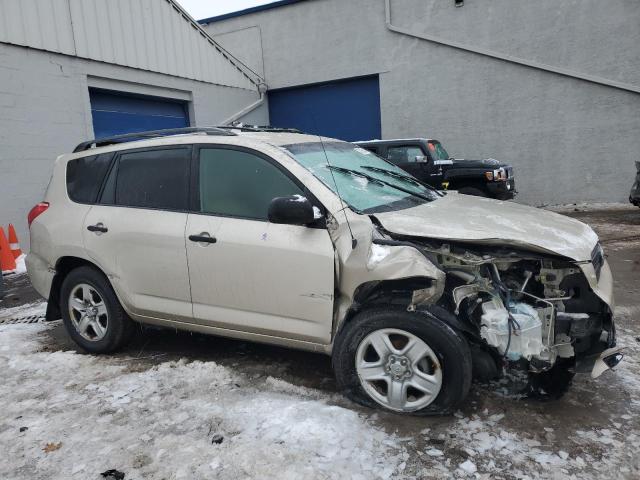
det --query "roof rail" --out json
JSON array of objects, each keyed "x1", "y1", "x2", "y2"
[
  {"x1": 73, "y1": 127, "x2": 236, "y2": 153},
  {"x1": 215, "y1": 125, "x2": 303, "y2": 134}
]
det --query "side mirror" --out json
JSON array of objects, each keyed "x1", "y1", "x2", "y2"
[
  {"x1": 415, "y1": 155, "x2": 428, "y2": 163},
  {"x1": 268, "y1": 195, "x2": 315, "y2": 226}
]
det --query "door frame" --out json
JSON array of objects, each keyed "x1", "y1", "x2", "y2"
[{"x1": 186, "y1": 143, "x2": 337, "y2": 342}]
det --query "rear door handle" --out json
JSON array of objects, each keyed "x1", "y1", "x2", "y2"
[
  {"x1": 189, "y1": 233, "x2": 217, "y2": 244},
  {"x1": 87, "y1": 223, "x2": 108, "y2": 234}
]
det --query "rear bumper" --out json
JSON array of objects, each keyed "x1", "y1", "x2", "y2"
[
  {"x1": 25, "y1": 253, "x2": 54, "y2": 300},
  {"x1": 487, "y1": 179, "x2": 516, "y2": 200}
]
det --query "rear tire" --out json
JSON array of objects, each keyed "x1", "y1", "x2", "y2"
[
  {"x1": 458, "y1": 186, "x2": 488, "y2": 197},
  {"x1": 333, "y1": 308, "x2": 472, "y2": 415},
  {"x1": 60, "y1": 266, "x2": 134, "y2": 353}
]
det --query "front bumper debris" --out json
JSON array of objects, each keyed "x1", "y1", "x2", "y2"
[{"x1": 591, "y1": 347, "x2": 625, "y2": 379}]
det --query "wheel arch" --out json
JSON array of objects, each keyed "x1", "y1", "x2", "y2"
[
  {"x1": 334, "y1": 276, "x2": 441, "y2": 341},
  {"x1": 46, "y1": 256, "x2": 107, "y2": 321}
]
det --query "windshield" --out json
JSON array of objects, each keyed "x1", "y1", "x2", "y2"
[
  {"x1": 428, "y1": 141, "x2": 450, "y2": 160},
  {"x1": 283, "y1": 142, "x2": 439, "y2": 213}
]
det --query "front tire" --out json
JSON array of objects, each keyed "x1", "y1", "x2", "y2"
[
  {"x1": 60, "y1": 266, "x2": 134, "y2": 353},
  {"x1": 333, "y1": 308, "x2": 472, "y2": 415}
]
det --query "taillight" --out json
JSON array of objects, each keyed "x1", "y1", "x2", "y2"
[{"x1": 28, "y1": 202, "x2": 49, "y2": 227}]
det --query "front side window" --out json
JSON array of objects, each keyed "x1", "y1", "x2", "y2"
[
  {"x1": 104, "y1": 148, "x2": 190, "y2": 210},
  {"x1": 198, "y1": 148, "x2": 304, "y2": 220},
  {"x1": 66, "y1": 153, "x2": 113, "y2": 203},
  {"x1": 284, "y1": 142, "x2": 439, "y2": 213},
  {"x1": 428, "y1": 141, "x2": 450, "y2": 160},
  {"x1": 386, "y1": 146, "x2": 424, "y2": 164}
]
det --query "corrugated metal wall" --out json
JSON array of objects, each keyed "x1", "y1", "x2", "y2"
[{"x1": 0, "y1": 0, "x2": 257, "y2": 90}]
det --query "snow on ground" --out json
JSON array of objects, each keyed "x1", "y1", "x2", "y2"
[
  {"x1": 396, "y1": 303, "x2": 640, "y2": 479},
  {"x1": 0, "y1": 322, "x2": 404, "y2": 480},
  {"x1": 407, "y1": 329, "x2": 640, "y2": 479},
  {"x1": 1, "y1": 299, "x2": 639, "y2": 479},
  {"x1": 0, "y1": 300, "x2": 47, "y2": 321}
]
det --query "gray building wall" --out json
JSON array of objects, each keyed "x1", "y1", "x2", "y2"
[
  {"x1": 204, "y1": 0, "x2": 640, "y2": 206},
  {"x1": 0, "y1": 42, "x2": 266, "y2": 249}
]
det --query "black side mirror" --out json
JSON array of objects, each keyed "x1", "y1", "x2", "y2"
[{"x1": 268, "y1": 195, "x2": 315, "y2": 226}]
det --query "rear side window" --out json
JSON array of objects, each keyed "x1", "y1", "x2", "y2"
[
  {"x1": 198, "y1": 148, "x2": 303, "y2": 220},
  {"x1": 101, "y1": 148, "x2": 191, "y2": 210},
  {"x1": 66, "y1": 153, "x2": 113, "y2": 203}
]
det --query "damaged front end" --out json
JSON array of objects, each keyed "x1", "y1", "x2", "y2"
[{"x1": 371, "y1": 228, "x2": 620, "y2": 397}]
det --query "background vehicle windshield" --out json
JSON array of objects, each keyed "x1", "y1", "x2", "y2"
[
  {"x1": 428, "y1": 141, "x2": 450, "y2": 160},
  {"x1": 284, "y1": 142, "x2": 439, "y2": 213}
]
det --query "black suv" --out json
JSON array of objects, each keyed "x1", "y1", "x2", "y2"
[{"x1": 355, "y1": 138, "x2": 515, "y2": 199}]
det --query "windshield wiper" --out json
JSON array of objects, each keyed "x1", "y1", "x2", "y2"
[
  {"x1": 326, "y1": 165, "x2": 434, "y2": 202},
  {"x1": 327, "y1": 165, "x2": 385, "y2": 185},
  {"x1": 361, "y1": 166, "x2": 421, "y2": 184},
  {"x1": 361, "y1": 165, "x2": 443, "y2": 195}
]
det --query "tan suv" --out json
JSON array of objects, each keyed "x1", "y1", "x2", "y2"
[{"x1": 27, "y1": 126, "x2": 621, "y2": 415}]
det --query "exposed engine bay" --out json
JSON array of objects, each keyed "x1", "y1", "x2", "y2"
[{"x1": 369, "y1": 225, "x2": 618, "y2": 396}]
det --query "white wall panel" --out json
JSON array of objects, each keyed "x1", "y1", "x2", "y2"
[
  {"x1": 1, "y1": 0, "x2": 74, "y2": 54},
  {"x1": 0, "y1": 0, "x2": 257, "y2": 90}
]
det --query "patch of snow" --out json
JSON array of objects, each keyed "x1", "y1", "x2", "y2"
[
  {"x1": 0, "y1": 300, "x2": 47, "y2": 321},
  {"x1": 459, "y1": 459, "x2": 477, "y2": 474},
  {"x1": 425, "y1": 448, "x2": 443, "y2": 457},
  {"x1": 2, "y1": 253, "x2": 26, "y2": 275},
  {"x1": 0, "y1": 323, "x2": 403, "y2": 480}
]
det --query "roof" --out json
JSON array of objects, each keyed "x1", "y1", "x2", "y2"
[
  {"x1": 0, "y1": 0, "x2": 259, "y2": 89},
  {"x1": 67, "y1": 127, "x2": 336, "y2": 158},
  {"x1": 199, "y1": 0, "x2": 310, "y2": 24}
]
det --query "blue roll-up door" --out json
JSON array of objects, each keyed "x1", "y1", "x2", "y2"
[
  {"x1": 268, "y1": 75, "x2": 381, "y2": 142},
  {"x1": 89, "y1": 89, "x2": 189, "y2": 138}
]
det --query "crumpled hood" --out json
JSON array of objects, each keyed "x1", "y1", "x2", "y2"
[{"x1": 374, "y1": 194, "x2": 598, "y2": 261}]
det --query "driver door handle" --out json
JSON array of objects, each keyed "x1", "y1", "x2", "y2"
[
  {"x1": 87, "y1": 223, "x2": 108, "y2": 233},
  {"x1": 189, "y1": 233, "x2": 217, "y2": 244}
]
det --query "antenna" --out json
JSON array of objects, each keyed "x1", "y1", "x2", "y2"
[{"x1": 317, "y1": 134, "x2": 358, "y2": 249}]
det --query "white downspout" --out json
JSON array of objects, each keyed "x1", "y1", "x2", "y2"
[{"x1": 220, "y1": 82, "x2": 269, "y2": 125}]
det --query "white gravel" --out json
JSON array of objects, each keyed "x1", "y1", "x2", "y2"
[
  {"x1": 1, "y1": 301, "x2": 638, "y2": 479},
  {"x1": 0, "y1": 322, "x2": 404, "y2": 480}
]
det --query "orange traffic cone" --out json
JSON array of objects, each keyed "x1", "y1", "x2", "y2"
[
  {"x1": 0, "y1": 227, "x2": 17, "y2": 273},
  {"x1": 8, "y1": 224, "x2": 22, "y2": 259}
]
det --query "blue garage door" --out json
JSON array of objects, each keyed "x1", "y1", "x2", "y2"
[
  {"x1": 89, "y1": 89, "x2": 189, "y2": 138},
  {"x1": 268, "y1": 75, "x2": 381, "y2": 142}
]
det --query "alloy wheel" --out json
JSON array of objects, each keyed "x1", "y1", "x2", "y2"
[
  {"x1": 355, "y1": 328, "x2": 443, "y2": 412},
  {"x1": 68, "y1": 283, "x2": 109, "y2": 341}
]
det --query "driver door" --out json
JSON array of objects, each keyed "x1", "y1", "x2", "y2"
[
  {"x1": 385, "y1": 145, "x2": 434, "y2": 185},
  {"x1": 185, "y1": 146, "x2": 335, "y2": 344}
]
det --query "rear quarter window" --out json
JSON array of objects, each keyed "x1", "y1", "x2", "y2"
[{"x1": 66, "y1": 153, "x2": 113, "y2": 204}]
